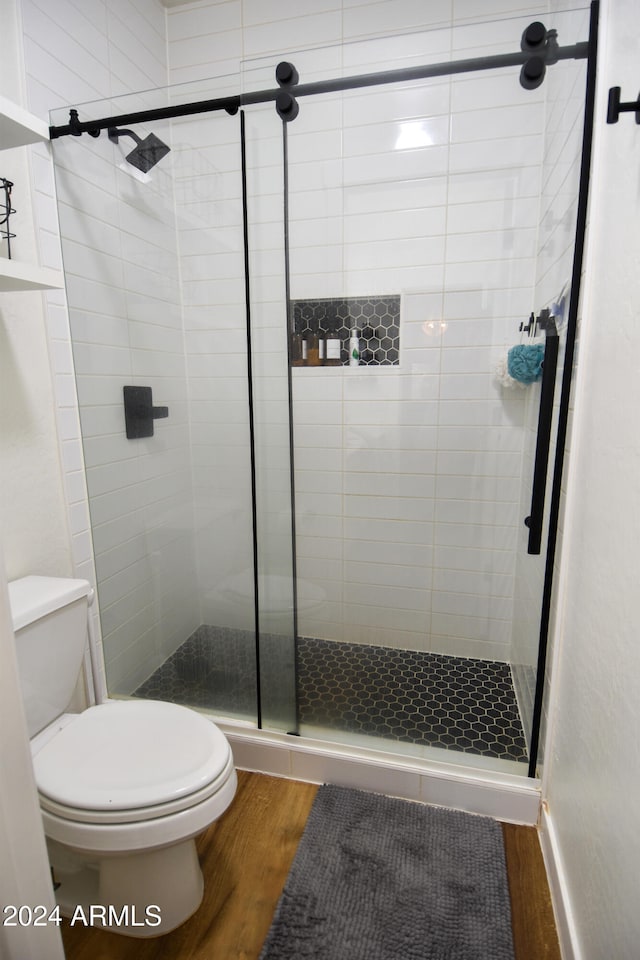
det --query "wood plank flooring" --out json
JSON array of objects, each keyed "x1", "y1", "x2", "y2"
[{"x1": 60, "y1": 771, "x2": 560, "y2": 960}]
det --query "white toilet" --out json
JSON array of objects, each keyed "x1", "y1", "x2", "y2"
[{"x1": 8, "y1": 575, "x2": 237, "y2": 938}]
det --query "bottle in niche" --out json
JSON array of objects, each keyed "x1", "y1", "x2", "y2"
[
  {"x1": 301, "y1": 332, "x2": 309, "y2": 365},
  {"x1": 349, "y1": 327, "x2": 360, "y2": 366},
  {"x1": 325, "y1": 323, "x2": 341, "y2": 366},
  {"x1": 306, "y1": 331, "x2": 320, "y2": 366},
  {"x1": 290, "y1": 331, "x2": 303, "y2": 366},
  {"x1": 317, "y1": 328, "x2": 326, "y2": 365}
]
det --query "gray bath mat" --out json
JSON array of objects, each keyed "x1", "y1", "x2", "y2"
[{"x1": 260, "y1": 784, "x2": 515, "y2": 960}]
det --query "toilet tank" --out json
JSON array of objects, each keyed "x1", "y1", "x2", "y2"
[{"x1": 8, "y1": 576, "x2": 92, "y2": 738}]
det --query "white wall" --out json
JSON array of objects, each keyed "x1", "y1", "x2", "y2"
[
  {"x1": 0, "y1": 4, "x2": 73, "y2": 957},
  {"x1": 542, "y1": 1, "x2": 640, "y2": 957},
  {"x1": 0, "y1": 0, "x2": 72, "y2": 583}
]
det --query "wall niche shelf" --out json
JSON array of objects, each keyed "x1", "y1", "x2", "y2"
[
  {"x1": 0, "y1": 259, "x2": 63, "y2": 292},
  {"x1": 0, "y1": 94, "x2": 49, "y2": 148},
  {"x1": 0, "y1": 95, "x2": 63, "y2": 291}
]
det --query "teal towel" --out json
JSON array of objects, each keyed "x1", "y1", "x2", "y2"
[{"x1": 507, "y1": 343, "x2": 545, "y2": 383}]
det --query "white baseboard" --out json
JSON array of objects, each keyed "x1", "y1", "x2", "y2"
[
  {"x1": 539, "y1": 803, "x2": 582, "y2": 960},
  {"x1": 220, "y1": 724, "x2": 541, "y2": 825}
]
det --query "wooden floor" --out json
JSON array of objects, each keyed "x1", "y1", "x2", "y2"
[{"x1": 60, "y1": 771, "x2": 560, "y2": 960}]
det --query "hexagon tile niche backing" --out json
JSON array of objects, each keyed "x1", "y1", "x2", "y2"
[{"x1": 292, "y1": 295, "x2": 400, "y2": 365}]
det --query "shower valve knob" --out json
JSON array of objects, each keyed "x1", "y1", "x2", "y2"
[{"x1": 123, "y1": 386, "x2": 169, "y2": 439}]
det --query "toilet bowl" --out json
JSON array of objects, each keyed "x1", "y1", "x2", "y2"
[{"x1": 9, "y1": 576, "x2": 238, "y2": 938}]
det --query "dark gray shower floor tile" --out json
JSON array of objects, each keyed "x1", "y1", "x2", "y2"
[
  {"x1": 133, "y1": 624, "x2": 257, "y2": 719},
  {"x1": 134, "y1": 627, "x2": 528, "y2": 763},
  {"x1": 296, "y1": 636, "x2": 529, "y2": 763}
]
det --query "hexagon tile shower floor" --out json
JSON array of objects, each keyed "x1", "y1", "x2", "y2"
[
  {"x1": 296, "y1": 637, "x2": 527, "y2": 761},
  {"x1": 135, "y1": 629, "x2": 528, "y2": 763}
]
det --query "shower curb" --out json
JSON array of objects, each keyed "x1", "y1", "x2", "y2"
[{"x1": 219, "y1": 723, "x2": 541, "y2": 825}]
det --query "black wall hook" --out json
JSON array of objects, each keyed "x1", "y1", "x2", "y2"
[{"x1": 606, "y1": 87, "x2": 640, "y2": 124}]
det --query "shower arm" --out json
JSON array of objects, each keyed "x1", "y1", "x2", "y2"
[
  {"x1": 107, "y1": 127, "x2": 143, "y2": 148},
  {"x1": 49, "y1": 37, "x2": 589, "y2": 141}
]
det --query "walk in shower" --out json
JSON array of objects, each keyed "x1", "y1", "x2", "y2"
[{"x1": 49, "y1": 4, "x2": 597, "y2": 780}]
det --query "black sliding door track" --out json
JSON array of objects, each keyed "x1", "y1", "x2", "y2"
[{"x1": 49, "y1": 40, "x2": 588, "y2": 139}]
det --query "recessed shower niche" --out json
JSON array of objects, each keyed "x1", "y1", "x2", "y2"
[{"x1": 290, "y1": 296, "x2": 400, "y2": 367}]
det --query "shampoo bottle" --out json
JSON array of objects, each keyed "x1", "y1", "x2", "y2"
[
  {"x1": 307, "y1": 331, "x2": 320, "y2": 366},
  {"x1": 349, "y1": 327, "x2": 360, "y2": 366},
  {"x1": 291, "y1": 331, "x2": 303, "y2": 366},
  {"x1": 325, "y1": 323, "x2": 341, "y2": 366}
]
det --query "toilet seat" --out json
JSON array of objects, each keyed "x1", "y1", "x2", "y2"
[
  {"x1": 34, "y1": 700, "x2": 230, "y2": 814},
  {"x1": 39, "y1": 752, "x2": 234, "y2": 824}
]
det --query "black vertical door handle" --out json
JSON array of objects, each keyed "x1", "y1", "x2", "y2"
[{"x1": 525, "y1": 321, "x2": 559, "y2": 555}]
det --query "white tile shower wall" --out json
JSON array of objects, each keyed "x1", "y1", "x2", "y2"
[
  {"x1": 289, "y1": 71, "x2": 542, "y2": 658},
  {"x1": 166, "y1": 3, "x2": 552, "y2": 661},
  {"x1": 21, "y1": 0, "x2": 202, "y2": 694}
]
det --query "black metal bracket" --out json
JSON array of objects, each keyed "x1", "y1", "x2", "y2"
[
  {"x1": 50, "y1": 32, "x2": 590, "y2": 142},
  {"x1": 68, "y1": 108, "x2": 100, "y2": 138},
  {"x1": 520, "y1": 307, "x2": 557, "y2": 338},
  {"x1": 123, "y1": 386, "x2": 169, "y2": 439},
  {"x1": 606, "y1": 87, "x2": 640, "y2": 124},
  {"x1": 519, "y1": 22, "x2": 559, "y2": 90},
  {"x1": 275, "y1": 61, "x2": 300, "y2": 122}
]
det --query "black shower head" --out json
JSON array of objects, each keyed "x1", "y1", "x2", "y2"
[{"x1": 108, "y1": 126, "x2": 170, "y2": 173}]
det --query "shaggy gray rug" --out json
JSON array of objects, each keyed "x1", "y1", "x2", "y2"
[{"x1": 260, "y1": 784, "x2": 515, "y2": 960}]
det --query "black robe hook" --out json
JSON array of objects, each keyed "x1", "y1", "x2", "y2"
[{"x1": 606, "y1": 87, "x2": 640, "y2": 124}]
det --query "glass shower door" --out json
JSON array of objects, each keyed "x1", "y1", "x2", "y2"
[
  {"x1": 50, "y1": 84, "x2": 260, "y2": 724},
  {"x1": 270, "y1": 11, "x2": 590, "y2": 772},
  {"x1": 241, "y1": 70, "x2": 299, "y2": 734}
]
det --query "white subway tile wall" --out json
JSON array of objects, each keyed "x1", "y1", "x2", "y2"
[
  {"x1": 21, "y1": 0, "x2": 589, "y2": 697},
  {"x1": 167, "y1": 2, "x2": 547, "y2": 662}
]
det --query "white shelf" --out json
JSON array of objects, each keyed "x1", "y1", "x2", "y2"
[
  {"x1": 0, "y1": 259, "x2": 63, "y2": 291},
  {"x1": 0, "y1": 94, "x2": 49, "y2": 149},
  {"x1": 0, "y1": 97, "x2": 60, "y2": 290}
]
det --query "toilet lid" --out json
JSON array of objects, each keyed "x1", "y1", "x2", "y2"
[{"x1": 33, "y1": 701, "x2": 231, "y2": 811}]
